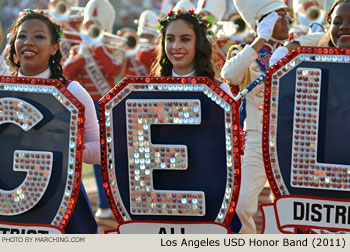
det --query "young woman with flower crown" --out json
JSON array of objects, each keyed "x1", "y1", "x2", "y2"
[
  {"x1": 6, "y1": 10, "x2": 99, "y2": 234},
  {"x1": 150, "y1": 9, "x2": 240, "y2": 231},
  {"x1": 150, "y1": 9, "x2": 233, "y2": 96}
]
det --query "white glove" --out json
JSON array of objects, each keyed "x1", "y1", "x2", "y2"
[
  {"x1": 257, "y1": 12, "x2": 279, "y2": 41},
  {"x1": 269, "y1": 46, "x2": 289, "y2": 67}
]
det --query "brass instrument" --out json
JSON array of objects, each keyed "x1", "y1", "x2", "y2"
[
  {"x1": 217, "y1": 13, "x2": 251, "y2": 42},
  {"x1": 293, "y1": 0, "x2": 327, "y2": 28},
  {"x1": 116, "y1": 28, "x2": 149, "y2": 57},
  {"x1": 80, "y1": 19, "x2": 105, "y2": 45},
  {"x1": 216, "y1": 21, "x2": 238, "y2": 39},
  {"x1": 61, "y1": 19, "x2": 126, "y2": 49},
  {"x1": 47, "y1": 0, "x2": 84, "y2": 21}
]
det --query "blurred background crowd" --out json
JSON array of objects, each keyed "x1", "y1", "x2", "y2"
[
  {"x1": 0, "y1": 0, "x2": 242, "y2": 51},
  {"x1": 0, "y1": 0, "x2": 334, "y2": 78}
]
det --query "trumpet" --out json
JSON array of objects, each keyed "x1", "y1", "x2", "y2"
[
  {"x1": 80, "y1": 19, "x2": 105, "y2": 45},
  {"x1": 216, "y1": 21, "x2": 238, "y2": 39},
  {"x1": 217, "y1": 13, "x2": 251, "y2": 42},
  {"x1": 61, "y1": 19, "x2": 127, "y2": 49},
  {"x1": 46, "y1": 0, "x2": 84, "y2": 21},
  {"x1": 116, "y1": 28, "x2": 149, "y2": 57},
  {"x1": 293, "y1": 0, "x2": 327, "y2": 28},
  {"x1": 81, "y1": 19, "x2": 127, "y2": 47}
]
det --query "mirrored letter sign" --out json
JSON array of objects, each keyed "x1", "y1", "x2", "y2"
[
  {"x1": 126, "y1": 99, "x2": 205, "y2": 216},
  {"x1": 99, "y1": 77, "x2": 241, "y2": 233},
  {"x1": 0, "y1": 76, "x2": 85, "y2": 233},
  {"x1": 262, "y1": 47, "x2": 350, "y2": 233}
]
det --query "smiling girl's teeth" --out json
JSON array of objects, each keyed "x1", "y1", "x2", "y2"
[
  {"x1": 23, "y1": 51, "x2": 35, "y2": 56},
  {"x1": 340, "y1": 35, "x2": 350, "y2": 39}
]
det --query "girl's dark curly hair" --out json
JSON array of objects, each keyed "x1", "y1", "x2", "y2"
[
  {"x1": 6, "y1": 12, "x2": 66, "y2": 83},
  {"x1": 150, "y1": 13, "x2": 219, "y2": 81},
  {"x1": 319, "y1": 0, "x2": 350, "y2": 47}
]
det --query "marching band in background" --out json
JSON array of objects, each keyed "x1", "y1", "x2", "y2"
[
  {"x1": 0, "y1": 0, "x2": 339, "y2": 233},
  {"x1": 62, "y1": 0, "x2": 124, "y2": 220},
  {"x1": 222, "y1": 0, "x2": 291, "y2": 234}
]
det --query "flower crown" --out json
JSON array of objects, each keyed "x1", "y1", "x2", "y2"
[
  {"x1": 325, "y1": 12, "x2": 331, "y2": 24},
  {"x1": 21, "y1": 8, "x2": 63, "y2": 43},
  {"x1": 156, "y1": 9, "x2": 215, "y2": 36}
]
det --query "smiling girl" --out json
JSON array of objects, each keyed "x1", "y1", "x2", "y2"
[
  {"x1": 150, "y1": 9, "x2": 232, "y2": 95},
  {"x1": 6, "y1": 10, "x2": 99, "y2": 234},
  {"x1": 164, "y1": 18, "x2": 197, "y2": 76},
  {"x1": 149, "y1": 9, "x2": 239, "y2": 232},
  {"x1": 270, "y1": 0, "x2": 350, "y2": 65},
  {"x1": 325, "y1": 0, "x2": 350, "y2": 47},
  {"x1": 7, "y1": 10, "x2": 100, "y2": 165}
]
